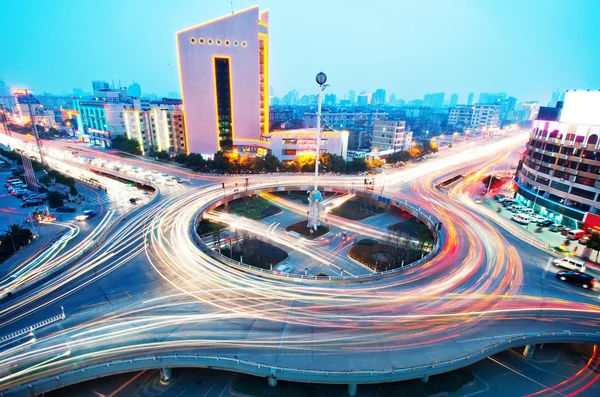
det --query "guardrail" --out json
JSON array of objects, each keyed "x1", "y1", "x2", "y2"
[
  {"x1": 3, "y1": 329, "x2": 600, "y2": 397},
  {"x1": 190, "y1": 184, "x2": 442, "y2": 283},
  {"x1": 0, "y1": 309, "x2": 65, "y2": 344}
]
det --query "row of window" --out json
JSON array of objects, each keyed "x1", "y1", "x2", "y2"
[{"x1": 189, "y1": 37, "x2": 247, "y2": 47}]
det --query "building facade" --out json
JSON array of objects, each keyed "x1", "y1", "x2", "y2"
[
  {"x1": 448, "y1": 104, "x2": 500, "y2": 130},
  {"x1": 176, "y1": 6, "x2": 270, "y2": 156},
  {"x1": 515, "y1": 91, "x2": 600, "y2": 228},
  {"x1": 370, "y1": 121, "x2": 412, "y2": 152},
  {"x1": 270, "y1": 128, "x2": 349, "y2": 162}
]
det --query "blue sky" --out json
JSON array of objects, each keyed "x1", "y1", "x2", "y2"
[{"x1": 2, "y1": 0, "x2": 599, "y2": 103}]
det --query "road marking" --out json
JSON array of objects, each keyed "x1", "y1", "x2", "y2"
[
  {"x1": 202, "y1": 382, "x2": 216, "y2": 397},
  {"x1": 542, "y1": 258, "x2": 553, "y2": 279},
  {"x1": 218, "y1": 380, "x2": 231, "y2": 397}
]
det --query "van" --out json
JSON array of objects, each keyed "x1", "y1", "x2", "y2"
[
  {"x1": 567, "y1": 229, "x2": 587, "y2": 240},
  {"x1": 510, "y1": 205, "x2": 525, "y2": 213},
  {"x1": 553, "y1": 256, "x2": 587, "y2": 272},
  {"x1": 511, "y1": 213, "x2": 531, "y2": 224},
  {"x1": 521, "y1": 208, "x2": 534, "y2": 215}
]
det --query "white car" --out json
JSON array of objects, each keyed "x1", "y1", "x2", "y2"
[{"x1": 273, "y1": 265, "x2": 292, "y2": 275}]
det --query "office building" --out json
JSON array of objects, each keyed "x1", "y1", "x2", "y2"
[
  {"x1": 548, "y1": 90, "x2": 564, "y2": 107},
  {"x1": 478, "y1": 92, "x2": 506, "y2": 105},
  {"x1": 423, "y1": 92, "x2": 444, "y2": 108},
  {"x1": 357, "y1": 93, "x2": 370, "y2": 106},
  {"x1": 370, "y1": 121, "x2": 412, "y2": 152},
  {"x1": 128, "y1": 82, "x2": 142, "y2": 98},
  {"x1": 0, "y1": 79, "x2": 10, "y2": 96},
  {"x1": 348, "y1": 90, "x2": 356, "y2": 104},
  {"x1": 176, "y1": 6, "x2": 270, "y2": 155},
  {"x1": 448, "y1": 104, "x2": 499, "y2": 129},
  {"x1": 515, "y1": 90, "x2": 600, "y2": 228},
  {"x1": 449, "y1": 93, "x2": 459, "y2": 108},
  {"x1": 304, "y1": 110, "x2": 387, "y2": 151},
  {"x1": 270, "y1": 128, "x2": 348, "y2": 162},
  {"x1": 324, "y1": 93, "x2": 337, "y2": 106},
  {"x1": 92, "y1": 80, "x2": 110, "y2": 94},
  {"x1": 388, "y1": 93, "x2": 396, "y2": 106},
  {"x1": 371, "y1": 89, "x2": 386, "y2": 106},
  {"x1": 467, "y1": 93, "x2": 474, "y2": 106}
]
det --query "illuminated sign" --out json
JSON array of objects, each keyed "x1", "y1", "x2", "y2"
[
  {"x1": 560, "y1": 91, "x2": 600, "y2": 126},
  {"x1": 12, "y1": 89, "x2": 28, "y2": 95}
]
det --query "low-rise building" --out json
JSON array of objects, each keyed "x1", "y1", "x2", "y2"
[
  {"x1": 370, "y1": 121, "x2": 412, "y2": 152},
  {"x1": 270, "y1": 128, "x2": 348, "y2": 162}
]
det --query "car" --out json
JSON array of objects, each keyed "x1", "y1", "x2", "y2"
[
  {"x1": 553, "y1": 256, "x2": 586, "y2": 272},
  {"x1": 21, "y1": 199, "x2": 44, "y2": 208},
  {"x1": 537, "y1": 219, "x2": 553, "y2": 227},
  {"x1": 14, "y1": 189, "x2": 32, "y2": 198},
  {"x1": 579, "y1": 236, "x2": 590, "y2": 245},
  {"x1": 560, "y1": 227, "x2": 572, "y2": 236},
  {"x1": 494, "y1": 194, "x2": 506, "y2": 201},
  {"x1": 273, "y1": 265, "x2": 292, "y2": 275},
  {"x1": 55, "y1": 206, "x2": 76, "y2": 213},
  {"x1": 501, "y1": 200, "x2": 514, "y2": 207},
  {"x1": 556, "y1": 270, "x2": 596, "y2": 290},
  {"x1": 474, "y1": 196, "x2": 482, "y2": 204},
  {"x1": 511, "y1": 213, "x2": 531, "y2": 224},
  {"x1": 549, "y1": 223, "x2": 565, "y2": 232},
  {"x1": 529, "y1": 214, "x2": 546, "y2": 223},
  {"x1": 129, "y1": 197, "x2": 141, "y2": 205},
  {"x1": 76, "y1": 209, "x2": 97, "y2": 221}
]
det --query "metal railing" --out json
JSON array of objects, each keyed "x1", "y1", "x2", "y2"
[
  {"x1": 190, "y1": 184, "x2": 442, "y2": 283},
  {"x1": 0, "y1": 309, "x2": 65, "y2": 344}
]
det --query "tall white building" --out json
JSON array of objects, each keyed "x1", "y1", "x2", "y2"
[
  {"x1": 448, "y1": 104, "x2": 500, "y2": 129},
  {"x1": 370, "y1": 121, "x2": 412, "y2": 152}
]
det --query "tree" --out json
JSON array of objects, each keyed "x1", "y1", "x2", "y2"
[
  {"x1": 47, "y1": 191, "x2": 64, "y2": 208},
  {"x1": 415, "y1": 223, "x2": 433, "y2": 251},
  {"x1": 347, "y1": 158, "x2": 367, "y2": 173},
  {"x1": 409, "y1": 145, "x2": 424, "y2": 159},
  {"x1": 367, "y1": 157, "x2": 384, "y2": 169},
  {"x1": 422, "y1": 140, "x2": 439, "y2": 154},
  {"x1": 69, "y1": 185, "x2": 79, "y2": 197},
  {"x1": 386, "y1": 151, "x2": 412, "y2": 164},
  {"x1": 587, "y1": 232, "x2": 600, "y2": 262},
  {"x1": 111, "y1": 135, "x2": 142, "y2": 155},
  {"x1": 482, "y1": 175, "x2": 503, "y2": 190},
  {"x1": 5, "y1": 224, "x2": 33, "y2": 249},
  {"x1": 254, "y1": 153, "x2": 280, "y2": 173},
  {"x1": 154, "y1": 150, "x2": 170, "y2": 160}
]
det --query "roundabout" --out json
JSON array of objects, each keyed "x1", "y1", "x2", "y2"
[{"x1": 2, "y1": 136, "x2": 600, "y2": 397}]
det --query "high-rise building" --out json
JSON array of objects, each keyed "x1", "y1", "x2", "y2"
[
  {"x1": 0, "y1": 79, "x2": 10, "y2": 96},
  {"x1": 388, "y1": 93, "x2": 396, "y2": 106},
  {"x1": 371, "y1": 89, "x2": 386, "y2": 106},
  {"x1": 92, "y1": 80, "x2": 110, "y2": 94},
  {"x1": 356, "y1": 93, "x2": 370, "y2": 106},
  {"x1": 449, "y1": 93, "x2": 459, "y2": 108},
  {"x1": 348, "y1": 90, "x2": 356, "y2": 104},
  {"x1": 499, "y1": 96, "x2": 517, "y2": 121},
  {"x1": 467, "y1": 93, "x2": 474, "y2": 106},
  {"x1": 371, "y1": 121, "x2": 412, "y2": 152},
  {"x1": 423, "y1": 92, "x2": 444, "y2": 108},
  {"x1": 128, "y1": 82, "x2": 142, "y2": 98},
  {"x1": 448, "y1": 104, "x2": 499, "y2": 129},
  {"x1": 515, "y1": 91, "x2": 600, "y2": 229},
  {"x1": 168, "y1": 91, "x2": 181, "y2": 99},
  {"x1": 324, "y1": 93, "x2": 337, "y2": 106},
  {"x1": 548, "y1": 90, "x2": 564, "y2": 107},
  {"x1": 176, "y1": 6, "x2": 270, "y2": 155},
  {"x1": 478, "y1": 92, "x2": 506, "y2": 105}
]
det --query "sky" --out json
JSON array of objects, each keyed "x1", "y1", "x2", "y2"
[{"x1": 2, "y1": 0, "x2": 600, "y2": 104}]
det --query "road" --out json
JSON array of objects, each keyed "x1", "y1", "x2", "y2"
[{"x1": 0, "y1": 131, "x2": 599, "y2": 396}]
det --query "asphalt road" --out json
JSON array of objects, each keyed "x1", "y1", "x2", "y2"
[{"x1": 0, "y1": 132, "x2": 599, "y2": 396}]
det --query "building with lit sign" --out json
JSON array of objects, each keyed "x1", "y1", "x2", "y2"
[
  {"x1": 371, "y1": 120, "x2": 412, "y2": 152},
  {"x1": 270, "y1": 128, "x2": 348, "y2": 163},
  {"x1": 176, "y1": 6, "x2": 270, "y2": 156},
  {"x1": 515, "y1": 90, "x2": 600, "y2": 228}
]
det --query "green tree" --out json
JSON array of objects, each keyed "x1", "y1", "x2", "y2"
[
  {"x1": 5, "y1": 224, "x2": 33, "y2": 249},
  {"x1": 154, "y1": 150, "x2": 170, "y2": 160},
  {"x1": 347, "y1": 158, "x2": 367, "y2": 173},
  {"x1": 587, "y1": 232, "x2": 600, "y2": 262},
  {"x1": 47, "y1": 191, "x2": 64, "y2": 208},
  {"x1": 69, "y1": 185, "x2": 79, "y2": 197},
  {"x1": 254, "y1": 153, "x2": 280, "y2": 173},
  {"x1": 111, "y1": 135, "x2": 142, "y2": 155}
]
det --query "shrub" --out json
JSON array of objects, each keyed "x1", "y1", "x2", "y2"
[{"x1": 356, "y1": 238, "x2": 377, "y2": 246}]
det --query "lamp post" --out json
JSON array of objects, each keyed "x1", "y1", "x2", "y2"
[
  {"x1": 307, "y1": 72, "x2": 328, "y2": 230},
  {"x1": 13, "y1": 88, "x2": 47, "y2": 166}
]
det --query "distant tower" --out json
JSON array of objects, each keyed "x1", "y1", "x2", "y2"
[{"x1": 307, "y1": 72, "x2": 328, "y2": 231}]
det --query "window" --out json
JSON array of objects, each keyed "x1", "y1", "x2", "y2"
[
  {"x1": 207, "y1": 38, "x2": 213, "y2": 45},
  {"x1": 284, "y1": 149, "x2": 296, "y2": 156},
  {"x1": 216, "y1": 39, "x2": 222, "y2": 46},
  {"x1": 190, "y1": 37, "x2": 196, "y2": 44},
  {"x1": 233, "y1": 40, "x2": 239, "y2": 46},
  {"x1": 225, "y1": 40, "x2": 230, "y2": 46},
  {"x1": 198, "y1": 38, "x2": 205, "y2": 44},
  {"x1": 241, "y1": 41, "x2": 247, "y2": 47}
]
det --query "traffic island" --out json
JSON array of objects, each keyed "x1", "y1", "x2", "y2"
[
  {"x1": 348, "y1": 239, "x2": 423, "y2": 272},
  {"x1": 221, "y1": 196, "x2": 281, "y2": 220},
  {"x1": 220, "y1": 237, "x2": 288, "y2": 270},
  {"x1": 285, "y1": 220, "x2": 329, "y2": 239},
  {"x1": 330, "y1": 198, "x2": 386, "y2": 220}
]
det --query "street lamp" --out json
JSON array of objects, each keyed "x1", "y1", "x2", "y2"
[{"x1": 452, "y1": 132, "x2": 459, "y2": 145}]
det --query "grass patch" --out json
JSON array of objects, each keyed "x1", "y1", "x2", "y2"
[
  {"x1": 221, "y1": 237, "x2": 287, "y2": 269},
  {"x1": 285, "y1": 221, "x2": 329, "y2": 239},
  {"x1": 271, "y1": 190, "x2": 336, "y2": 205},
  {"x1": 331, "y1": 198, "x2": 385, "y2": 220},
  {"x1": 378, "y1": 369, "x2": 474, "y2": 397},
  {"x1": 196, "y1": 218, "x2": 225, "y2": 235},
  {"x1": 349, "y1": 239, "x2": 423, "y2": 272},
  {"x1": 227, "y1": 196, "x2": 281, "y2": 220}
]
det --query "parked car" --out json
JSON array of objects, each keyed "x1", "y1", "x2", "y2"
[
  {"x1": 13, "y1": 189, "x2": 31, "y2": 197},
  {"x1": 567, "y1": 229, "x2": 587, "y2": 240},
  {"x1": 494, "y1": 194, "x2": 506, "y2": 201},
  {"x1": 21, "y1": 199, "x2": 44, "y2": 208},
  {"x1": 556, "y1": 270, "x2": 596, "y2": 290},
  {"x1": 530, "y1": 215, "x2": 546, "y2": 223},
  {"x1": 510, "y1": 205, "x2": 525, "y2": 213},
  {"x1": 560, "y1": 227, "x2": 572, "y2": 236},
  {"x1": 501, "y1": 200, "x2": 514, "y2": 207},
  {"x1": 511, "y1": 213, "x2": 531, "y2": 224},
  {"x1": 537, "y1": 219, "x2": 553, "y2": 227},
  {"x1": 579, "y1": 236, "x2": 590, "y2": 245},
  {"x1": 55, "y1": 206, "x2": 76, "y2": 213},
  {"x1": 549, "y1": 223, "x2": 565, "y2": 232}
]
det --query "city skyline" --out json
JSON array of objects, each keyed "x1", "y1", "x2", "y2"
[{"x1": 2, "y1": 0, "x2": 600, "y2": 104}]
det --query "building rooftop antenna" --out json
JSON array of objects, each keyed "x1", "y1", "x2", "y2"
[{"x1": 230, "y1": 0, "x2": 234, "y2": 14}]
